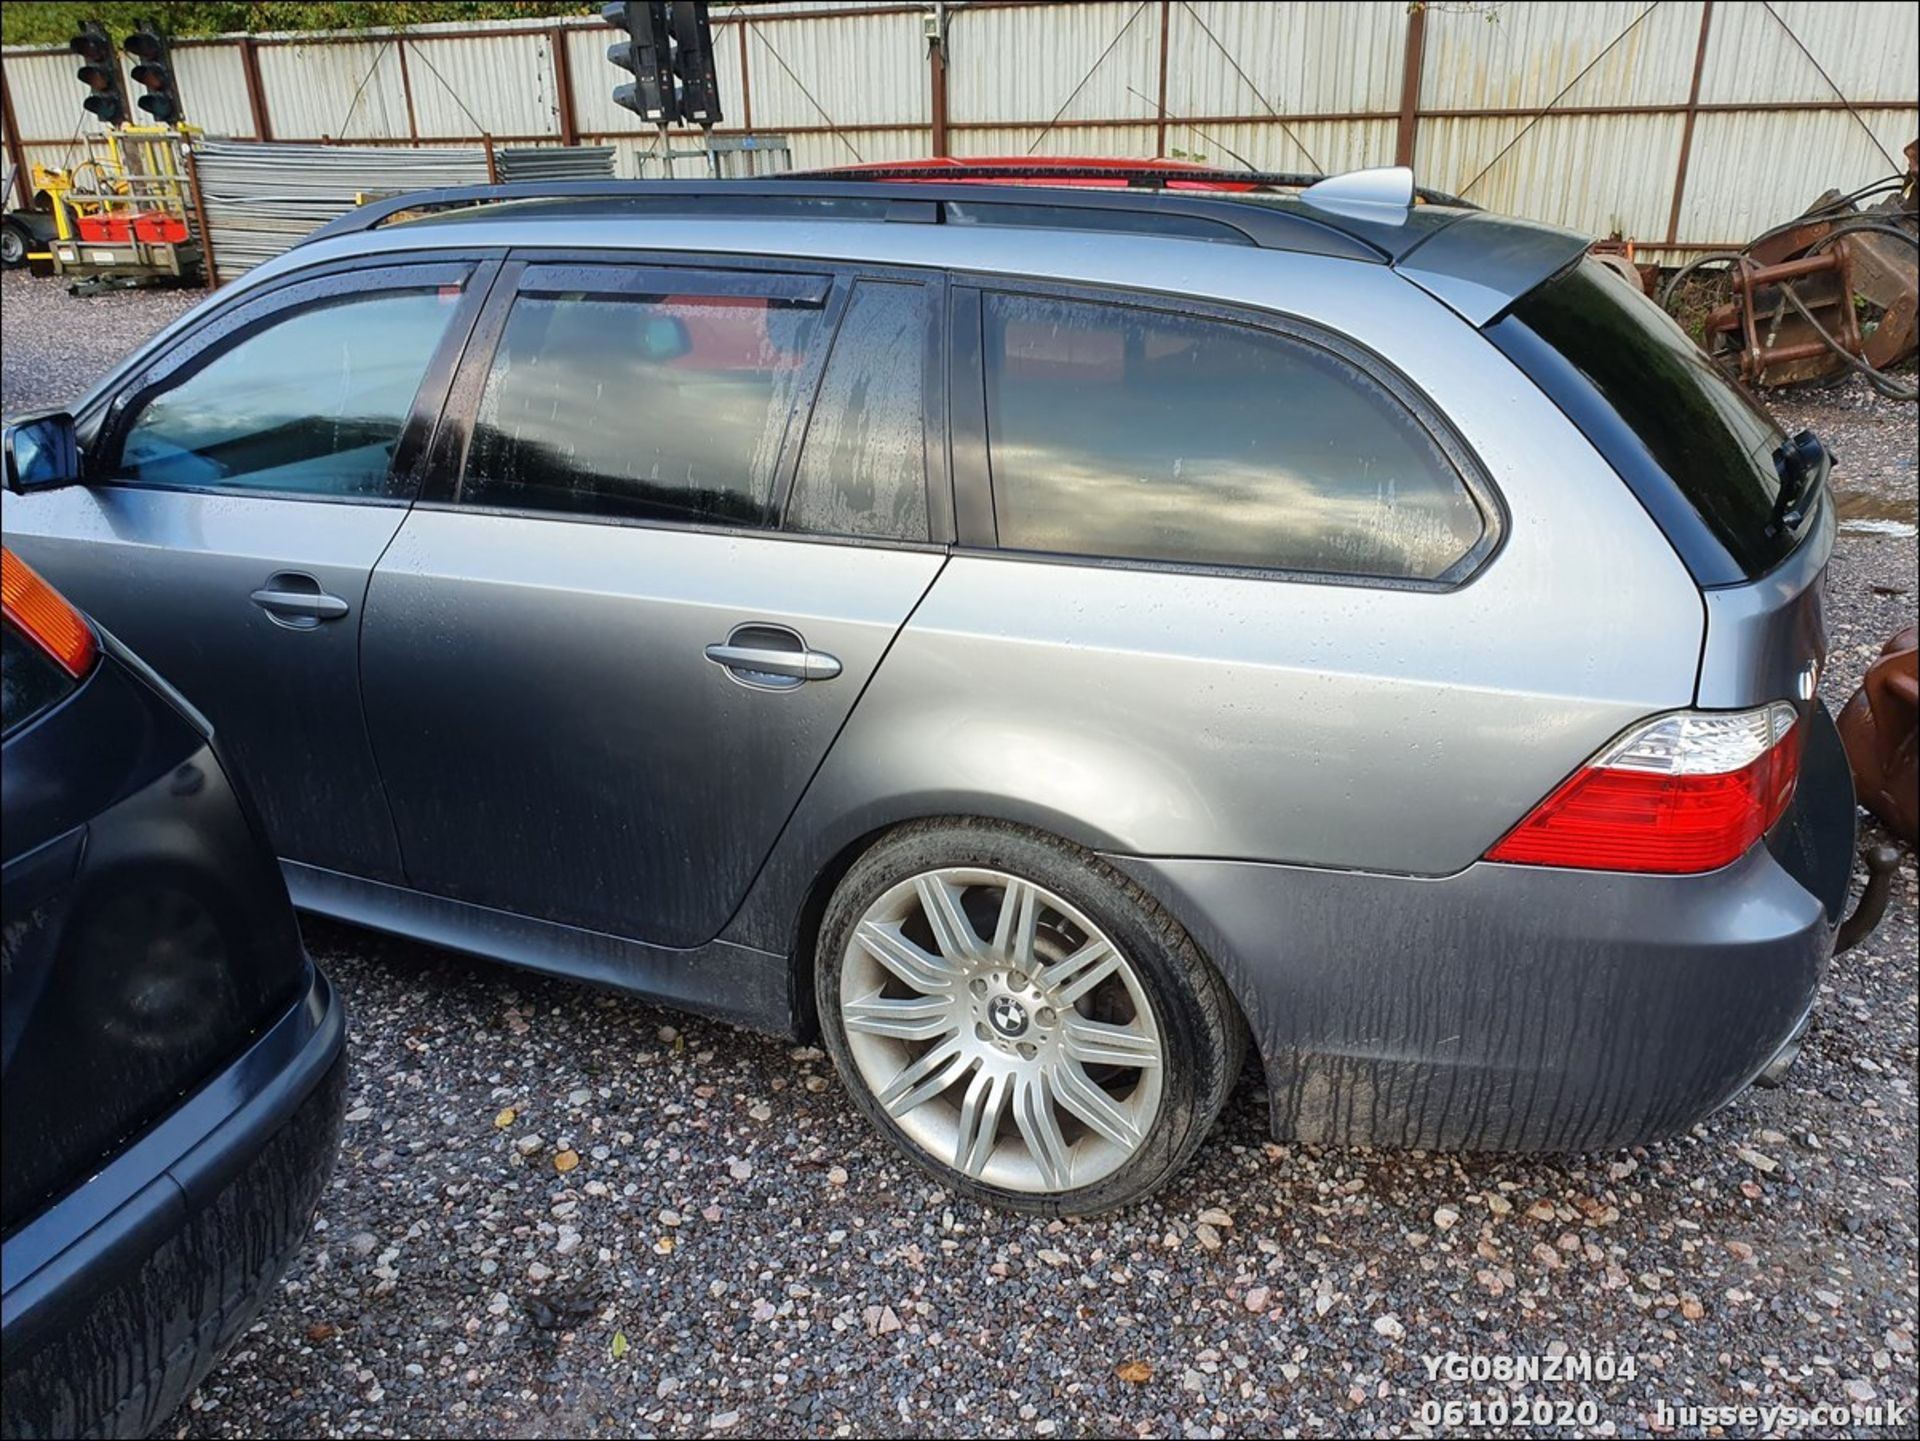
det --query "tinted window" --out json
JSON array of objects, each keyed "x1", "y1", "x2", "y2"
[
  {"x1": 1504, "y1": 260, "x2": 1789, "y2": 578},
  {"x1": 462, "y1": 290, "x2": 825, "y2": 527},
  {"x1": 118, "y1": 289, "x2": 460, "y2": 497},
  {"x1": 981, "y1": 293, "x2": 1483, "y2": 579},
  {"x1": 2, "y1": 622, "x2": 75, "y2": 737},
  {"x1": 787, "y1": 282, "x2": 930, "y2": 542}
]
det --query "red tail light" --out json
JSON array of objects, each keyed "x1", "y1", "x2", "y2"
[
  {"x1": 1486, "y1": 704, "x2": 1803, "y2": 874},
  {"x1": 1, "y1": 547, "x2": 97, "y2": 679}
]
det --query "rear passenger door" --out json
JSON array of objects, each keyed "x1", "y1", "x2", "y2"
[{"x1": 361, "y1": 259, "x2": 948, "y2": 948}]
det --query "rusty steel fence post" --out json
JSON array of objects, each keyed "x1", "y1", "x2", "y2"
[
  {"x1": 1154, "y1": 0, "x2": 1171, "y2": 158},
  {"x1": 551, "y1": 27, "x2": 579, "y2": 147},
  {"x1": 397, "y1": 38, "x2": 420, "y2": 145},
  {"x1": 930, "y1": 40, "x2": 949, "y2": 156},
  {"x1": 181, "y1": 141, "x2": 219, "y2": 289},
  {"x1": 239, "y1": 36, "x2": 272, "y2": 140},
  {"x1": 1666, "y1": 0, "x2": 1716, "y2": 246},
  {"x1": 1395, "y1": 3, "x2": 1428, "y2": 169}
]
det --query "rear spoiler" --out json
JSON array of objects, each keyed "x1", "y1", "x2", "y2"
[{"x1": 1393, "y1": 210, "x2": 1594, "y2": 326}]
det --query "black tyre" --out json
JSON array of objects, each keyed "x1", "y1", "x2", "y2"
[
  {"x1": 0, "y1": 220, "x2": 30, "y2": 270},
  {"x1": 816, "y1": 818, "x2": 1243, "y2": 1216}
]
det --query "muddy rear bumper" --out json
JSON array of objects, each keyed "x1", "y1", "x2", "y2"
[
  {"x1": 1111, "y1": 706, "x2": 1858, "y2": 1153},
  {"x1": 1, "y1": 964, "x2": 346, "y2": 1439}
]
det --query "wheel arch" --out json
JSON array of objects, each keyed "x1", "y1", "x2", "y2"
[
  {"x1": 749, "y1": 796, "x2": 1130, "y2": 1038},
  {"x1": 746, "y1": 803, "x2": 1258, "y2": 1076}
]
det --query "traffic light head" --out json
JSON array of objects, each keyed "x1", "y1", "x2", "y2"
[
  {"x1": 122, "y1": 23, "x2": 182, "y2": 124},
  {"x1": 68, "y1": 24, "x2": 111, "y2": 64},
  {"x1": 668, "y1": 1, "x2": 722, "y2": 128},
  {"x1": 69, "y1": 23, "x2": 128, "y2": 126},
  {"x1": 603, "y1": 1, "x2": 724, "y2": 129},
  {"x1": 604, "y1": 1, "x2": 676, "y2": 126}
]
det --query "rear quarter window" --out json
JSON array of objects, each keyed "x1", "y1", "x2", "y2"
[
  {"x1": 979, "y1": 292, "x2": 1486, "y2": 581},
  {"x1": 1497, "y1": 259, "x2": 1791, "y2": 579}
]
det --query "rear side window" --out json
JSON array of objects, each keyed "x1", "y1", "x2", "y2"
[
  {"x1": 1501, "y1": 260, "x2": 1788, "y2": 578},
  {"x1": 980, "y1": 293, "x2": 1484, "y2": 580},
  {"x1": 116, "y1": 289, "x2": 462, "y2": 498},
  {"x1": 2, "y1": 622, "x2": 75, "y2": 737},
  {"x1": 462, "y1": 291, "x2": 825, "y2": 527},
  {"x1": 786, "y1": 281, "x2": 931, "y2": 543}
]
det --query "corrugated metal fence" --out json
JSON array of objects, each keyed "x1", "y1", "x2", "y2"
[
  {"x1": 191, "y1": 140, "x2": 616, "y2": 281},
  {"x1": 4, "y1": 0, "x2": 1916, "y2": 260}
]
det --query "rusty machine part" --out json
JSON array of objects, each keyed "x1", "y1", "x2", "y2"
[
  {"x1": 1846, "y1": 223, "x2": 1920, "y2": 370},
  {"x1": 1663, "y1": 148, "x2": 1918, "y2": 399},
  {"x1": 1589, "y1": 245, "x2": 1653, "y2": 294},
  {"x1": 1707, "y1": 248, "x2": 1864, "y2": 387},
  {"x1": 1837, "y1": 624, "x2": 1919, "y2": 847}
]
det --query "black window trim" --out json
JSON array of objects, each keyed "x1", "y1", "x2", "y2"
[
  {"x1": 418, "y1": 247, "x2": 955, "y2": 552},
  {"x1": 949, "y1": 275, "x2": 1508, "y2": 593},
  {"x1": 518, "y1": 262, "x2": 832, "y2": 307},
  {"x1": 86, "y1": 256, "x2": 502, "y2": 508}
]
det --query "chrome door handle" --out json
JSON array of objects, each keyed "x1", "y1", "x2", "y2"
[
  {"x1": 704, "y1": 641, "x2": 842, "y2": 682},
  {"x1": 250, "y1": 571, "x2": 349, "y2": 630},
  {"x1": 250, "y1": 588, "x2": 349, "y2": 619}
]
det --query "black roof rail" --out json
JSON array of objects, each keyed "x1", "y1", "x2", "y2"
[
  {"x1": 800, "y1": 162, "x2": 1477, "y2": 209},
  {"x1": 296, "y1": 179, "x2": 1393, "y2": 261}
]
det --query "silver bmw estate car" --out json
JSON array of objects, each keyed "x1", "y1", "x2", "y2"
[{"x1": 1, "y1": 163, "x2": 1863, "y2": 1214}]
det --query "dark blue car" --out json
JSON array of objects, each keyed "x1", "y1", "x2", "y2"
[{"x1": 1, "y1": 546, "x2": 346, "y2": 1439}]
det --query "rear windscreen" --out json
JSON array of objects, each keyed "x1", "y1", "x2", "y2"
[
  {"x1": 2, "y1": 621, "x2": 76, "y2": 737},
  {"x1": 1502, "y1": 259, "x2": 1793, "y2": 579}
]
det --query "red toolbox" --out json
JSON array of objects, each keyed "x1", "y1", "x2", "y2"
[
  {"x1": 74, "y1": 211, "x2": 188, "y2": 245},
  {"x1": 132, "y1": 211, "x2": 189, "y2": 244},
  {"x1": 76, "y1": 214, "x2": 135, "y2": 244}
]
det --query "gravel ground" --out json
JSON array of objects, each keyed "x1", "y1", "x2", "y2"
[
  {"x1": 3, "y1": 271, "x2": 1915, "y2": 1439},
  {"x1": 1, "y1": 269, "x2": 200, "y2": 411}
]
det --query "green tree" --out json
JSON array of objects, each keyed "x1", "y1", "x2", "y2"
[{"x1": 2, "y1": 3, "x2": 597, "y2": 48}]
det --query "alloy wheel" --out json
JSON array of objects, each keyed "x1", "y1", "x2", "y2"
[{"x1": 838, "y1": 867, "x2": 1164, "y2": 1193}]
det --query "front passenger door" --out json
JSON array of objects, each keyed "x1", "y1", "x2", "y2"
[
  {"x1": 362, "y1": 261, "x2": 949, "y2": 948},
  {"x1": 2, "y1": 260, "x2": 495, "y2": 882}
]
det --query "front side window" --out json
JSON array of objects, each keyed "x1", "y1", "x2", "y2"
[
  {"x1": 116, "y1": 288, "x2": 462, "y2": 498},
  {"x1": 981, "y1": 293, "x2": 1485, "y2": 580},
  {"x1": 461, "y1": 289, "x2": 825, "y2": 527}
]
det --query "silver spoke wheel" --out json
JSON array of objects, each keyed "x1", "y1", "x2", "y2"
[{"x1": 839, "y1": 867, "x2": 1165, "y2": 1194}]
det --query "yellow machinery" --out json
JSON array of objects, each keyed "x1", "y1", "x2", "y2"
[{"x1": 31, "y1": 125, "x2": 203, "y2": 288}]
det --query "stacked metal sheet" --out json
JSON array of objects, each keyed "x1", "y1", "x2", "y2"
[
  {"x1": 193, "y1": 140, "x2": 490, "y2": 281},
  {"x1": 496, "y1": 146, "x2": 617, "y2": 182}
]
